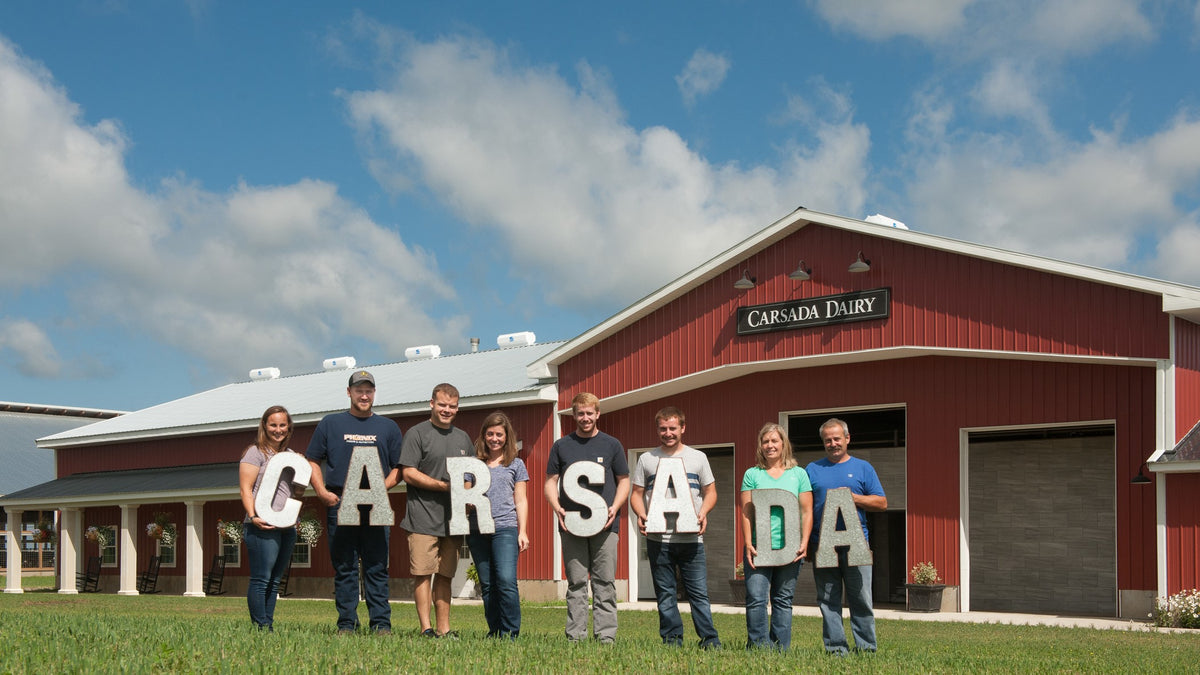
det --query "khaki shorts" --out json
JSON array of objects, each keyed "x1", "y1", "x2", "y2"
[{"x1": 408, "y1": 532, "x2": 460, "y2": 578}]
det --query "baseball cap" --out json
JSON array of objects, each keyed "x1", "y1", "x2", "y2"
[{"x1": 348, "y1": 370, "x2": 375, "y2": 387}]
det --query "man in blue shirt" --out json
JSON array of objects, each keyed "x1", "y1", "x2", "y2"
[{"x1": 806, "y1": 418, "x2": 887, "y2": 655}]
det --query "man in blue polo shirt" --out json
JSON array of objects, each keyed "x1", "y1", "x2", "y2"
[{"x1": 806, "y1": 418, "x2": 887, "y2": 655}]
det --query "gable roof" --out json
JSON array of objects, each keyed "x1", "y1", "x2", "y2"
[
  {"x1": 528, "y1": 208, "x2": 1200, "y2": 379},
  {"x1": 41, "y1": 341, "x2": 562, "y2": 449},
  {"x1": 0, "y1": 405, "x2": 125, "y2": 496}
]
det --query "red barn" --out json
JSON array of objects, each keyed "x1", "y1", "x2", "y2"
[{"x1": 5, "y1": 208, "x2": 1199, "y2": 620}]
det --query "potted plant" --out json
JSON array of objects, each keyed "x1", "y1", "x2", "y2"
[
  {"x1": 464, "y1": 563, "x2": 481, "y2": 598},
  {"x1": 729, "y1": 561, "x2": 746, "y2": 605},
  {"x1": 906, "y1": 561, "x2": 945, "y2": 612}
]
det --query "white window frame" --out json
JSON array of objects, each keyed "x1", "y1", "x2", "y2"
[
  {"x1": 156, "y1": 522, "x2": 177, "y2": 568},
  {"x1": 100, "y1": 525, "x2": 117, "y2": 568}
]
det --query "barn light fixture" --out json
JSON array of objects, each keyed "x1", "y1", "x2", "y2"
[
  {"x1": 734, "y1": 270, "x2": 756, "y2": 290},
  {"x1": 848, "y1": 251, "x2": 871, "y2": 273},
  {"x1": 1130, "y1": 462, "x2": 1153, "y2": 485},
  {"x1": 788, "y1": 260, "x2": 812, "y2": 281}
]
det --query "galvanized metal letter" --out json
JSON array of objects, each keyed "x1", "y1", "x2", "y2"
[
  {"x1": 337, "y1": 446, "x2": 395, "y2": 526},
  {"x1": 561, "y1": 461, "x2": 608, "y2": 537},
  {"x1": 749, "y1": 488, "x2": 799, "y2": 567},
  {"x1": 815, "y1": 487, "x2": 873, "y2": 568},
  {"x1": 447, "y1": 457, "x2": 494, "y2": 536},
  {"x1": 644, "y1": 457, "x2": 700, "y2": 534},
  {"x1": 254, "y1": 452, "x2": 313, "y2": 528}
]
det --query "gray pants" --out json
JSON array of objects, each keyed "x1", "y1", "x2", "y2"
[{"x1": 562, "y1": 529, "x2": 618, "y2": 641}]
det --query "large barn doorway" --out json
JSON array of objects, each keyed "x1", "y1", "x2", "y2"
[
  {"x1": 965, "y1": 424, "x2": 1116, "y2": 616},
  {"x1": 788, "y1": 408, "x2": 907, "y2": 606},
  {"x1": 630, "y1": 445, "x2": 736, "y2": 604}
]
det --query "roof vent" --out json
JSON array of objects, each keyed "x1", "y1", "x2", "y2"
[
  {"x1": 322, "y1": 356, "x2": 357, "y2": 371},
  {"x1": 864, "y1": 213, "x2": 908, "y2": 230},
  {"x1": 405, "y1": 345, "x2": 441, "y2": 361},
  {"x1": 249, "y1": 367, "x2": 281, "y2": 381},
  {"x1": 498, "y1": 331, "x2": 536, "y2": 349}
]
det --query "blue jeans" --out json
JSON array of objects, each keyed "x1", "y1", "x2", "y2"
[
  {"x1": 744, "y1": 553, "x2": 800, "y2": 650},
  {"x1": 244, "y1": 523, "x2": 297, "y2": 630},
  {"x1": 468, "y1": 527, "x2": 521, "y2": 638},
  {"x1": 646, "y1": 539, "x2": 720, "y2": 647},
  {"x1": 813, "y1": 548, "x2": 876, "y2": 653},
  {"x1": 327, "y1": 504, "x2": 391, "y2": 631}
]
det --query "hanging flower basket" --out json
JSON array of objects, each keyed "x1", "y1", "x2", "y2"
[
  {"x1": 31, "y1": 519, "x2": 56, "y2": 544},
  {"x1": 217, "y1": 519, "x2": 243, "y2": 544},
  {"x1": 147, "y1": 512, "x2": 176, "y2": 545},
  {"x1": 85, "y1": 526, "x2": 112, "y2": 547},
  {"x1": 296, "y1": 512, "x2": 323, "y2": 548}
]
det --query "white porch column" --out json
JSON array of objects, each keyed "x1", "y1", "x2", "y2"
[
  {"x1": 183, "y1": 501, "x2": 205, "y2": 597},
  {"x1": 118, "y1": 505, "x2": 138, "y2": 595},
  {"x1": 58, "y1": 508, "x2": 80, "y2": 594},
  {"x1": 4, "y1": 509, "x2": 23, "y2": 593}
]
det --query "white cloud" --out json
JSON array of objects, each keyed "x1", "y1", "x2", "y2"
[
  {"x1": 344, "y1": 29, "x2": 871, "y2": 307},
  {"x1": 904, "y1": 106, "x2": 1200, "y2": 282},
  {"x1": 0, "y1": 319, "x2": 63, "y2": 377},
  {"x1": 1153, "y1": 217, "x2": 1200, "y2": 284},
  {"x1": 1028, "y1": 0, "x2": 1153, "y2": 56},
  {"x1": 811, "y1": 0, "x2": 973, "y2": 42},
  {"x1": 675, "y1": 48, "x2": 731, "y2": 107},
  {"x1": 971, "y1": 60, "x2": 1054, "y2": 138},
  {"x1": 812, "y1": 0, "x2": 1154, "y2": 58},
  {"x1": 0, "y1": 36, "x2": 465, "y2": 380}
]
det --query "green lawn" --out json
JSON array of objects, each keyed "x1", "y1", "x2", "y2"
[{"x1": 0, "y1": 591, "x2": 1195, "y2": 673}]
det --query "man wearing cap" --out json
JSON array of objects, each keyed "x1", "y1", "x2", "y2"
[{"x1": 307, "y1": 370, "x2": 403, "y2": 635}]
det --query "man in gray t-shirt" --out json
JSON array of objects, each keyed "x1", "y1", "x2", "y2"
[
  {"x1": 400, "y1": 383, "x2": 473, "y2": 638},
  {"x1": 629, "y1": 406, "x2": 720, "y2": 648}
]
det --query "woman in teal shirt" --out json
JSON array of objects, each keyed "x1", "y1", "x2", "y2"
[{"x1": 739, "y1": 422, "x2": 813, "y2": 650}]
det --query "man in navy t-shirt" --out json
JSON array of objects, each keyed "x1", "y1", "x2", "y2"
[
  {"x1": 544, "y1": 392, "x2": 630, "y2": 643},
  {"x1": 306, "y1": 370, "x2": 402, "y2": 635}
]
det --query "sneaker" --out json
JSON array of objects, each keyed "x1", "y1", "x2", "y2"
[
  {"x1": 597, "y1": 637, "x2": 615, "y2": 645},
  {"x1": 437, "y1": 630, "x2": 460, "y2": 640},
  {"x1": 338, "y1": 628, "x2": 356, "y2": 636},
  {"x1": 374, "y1": 627, "x2": 392, "y2": 636},
  {"x1": 420, "y1": 628, "x2": 439, "y2": 638}
]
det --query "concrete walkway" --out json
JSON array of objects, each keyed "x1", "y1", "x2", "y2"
[{"x1": 617, "y1": 600, "x2": 1164, "y2": 632}]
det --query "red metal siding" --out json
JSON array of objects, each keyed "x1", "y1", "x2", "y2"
[
  {"x1": 1166, "y1": 473, "x2": 1200, "y2": 593},
  {"x1": 64, "y1": 402, "x2": 558, "y2": 583},
  {"x1": 1175, "y1": 318, "x2": 1200, "y2": 440},
  {"x1": 558, "y1": 225, "x2": 1169, "y2": 400},
  {"x1": 596, "y1": 356, "x2": 1156, "y2": 590},
  {"x1": 1167, "y1": 319, "x2": 1200, "y2": 594}
]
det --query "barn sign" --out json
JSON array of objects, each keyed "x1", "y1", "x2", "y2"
[{"x1": 737, "y1": 288, "x2": 890, "y2": 335}]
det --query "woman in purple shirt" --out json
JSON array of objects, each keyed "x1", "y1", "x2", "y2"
[
  {"x1": 467, "y1": 411, "x2": 530, "y2": 639},
  {"x1": 239, "y1": 405, "x2": 303, "y2": 631}
]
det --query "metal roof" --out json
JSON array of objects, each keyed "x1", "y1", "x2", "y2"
[
  {"x1": 0, "y1": 462, "x2": 240, "y2": 508},
  {"x1": 528, "y1": 208, "x2": 1200, "y2": 378},
  {"x1": 39, "y1": 341, "x2": 563, "y2": 449},
  {"x1": 0, "y1": 410, "x2": 115, "y2": 496}
]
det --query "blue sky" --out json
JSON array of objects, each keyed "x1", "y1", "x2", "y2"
[{"x1": 2, "y1": 1, "x2": 1199, "y2": 412}]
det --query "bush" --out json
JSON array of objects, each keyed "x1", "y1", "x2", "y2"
[
  {"x1": 909, "y1": 561, "x2": 941, "y2": 585},
  {"x1": 1152, "y1": 588, "x2": 1200, "y2": 628}
]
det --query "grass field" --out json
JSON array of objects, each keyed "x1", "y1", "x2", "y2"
[{"x1": 1, "y1": 587, "x2": 1196, "y2": 673}]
